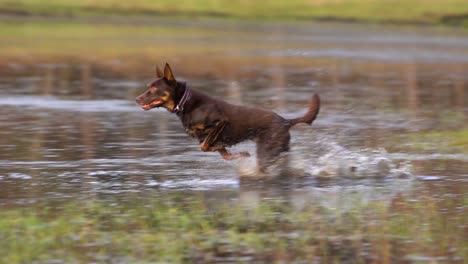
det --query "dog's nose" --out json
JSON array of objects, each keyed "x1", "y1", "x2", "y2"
[{"x1": 136, "y1": 97, "x2": 141, "y2": 104}]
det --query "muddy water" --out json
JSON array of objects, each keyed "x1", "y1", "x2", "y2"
[{"x1": 0, "y1": 18, "x2": 467, "y2": 262}]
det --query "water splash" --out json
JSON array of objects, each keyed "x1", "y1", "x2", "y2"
[
  {"x1": 293, "y1": 134, "x2": 412, "y2": 178},
  {"x1": 233, "y1": 133, "x2": 413, "y2": 179}
]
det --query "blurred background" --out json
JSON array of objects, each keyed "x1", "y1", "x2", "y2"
[{"x1": 0, "y1": 1, "x2": 467, "y2": 263}]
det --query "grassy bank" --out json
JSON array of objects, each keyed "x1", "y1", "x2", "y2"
[
  {"x1": 1, "y1": 0, "x2": 468, "y2": 27},
  {"x1": 0, "y1": 195, "x2": 466, "y2": 263}
]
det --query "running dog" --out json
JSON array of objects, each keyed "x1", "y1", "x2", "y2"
[{"x1": 136, "y1": 63, "x2": 320, "y2": 174}]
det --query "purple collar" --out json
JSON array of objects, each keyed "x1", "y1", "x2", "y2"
[{"x1": 172, "y1": 86, "x2": 191, "y2": 114}]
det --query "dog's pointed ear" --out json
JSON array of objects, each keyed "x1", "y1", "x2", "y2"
[
  {"x1": 156, "y1": 66, "x2": 163, "y2": 78},
  {"x1": 164, "y1": 63, "x2": 175, "y2": 82}
]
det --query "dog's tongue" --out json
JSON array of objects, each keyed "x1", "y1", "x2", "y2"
[{"x1": 142, "y1": 100, "x2": 162, "y2": 110}]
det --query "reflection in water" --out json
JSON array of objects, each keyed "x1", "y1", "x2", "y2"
[
  {"x1": 406, "y1": 62, "x2": 419, "y2": 114},
  {"x1": 455, "y1": 64, "x2": 465, "y2": 110},
  {"x1": 0, "y1": 20, "x2": 467, "y2": 262}
]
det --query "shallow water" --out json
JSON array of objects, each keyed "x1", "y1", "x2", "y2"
[{"x1": 0, "y1": 18, "x2": 467, "y2": 262}]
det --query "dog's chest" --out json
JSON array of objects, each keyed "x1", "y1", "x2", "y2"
[{"x1": 178, "y1": 111, "x2": 210, "y2": 140}]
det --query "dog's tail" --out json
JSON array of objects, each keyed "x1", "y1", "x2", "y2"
[{"x1": 287, "y1": 94, "x2": 320, "y2": 128}]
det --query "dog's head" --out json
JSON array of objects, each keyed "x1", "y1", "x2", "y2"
[{"x1": 136, "y1": 63, "x2": 179, "y2": 111}]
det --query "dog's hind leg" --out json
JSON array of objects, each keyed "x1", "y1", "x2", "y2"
[{"x1": 256, "y1": 128, "x2": 291, "y2": 174}]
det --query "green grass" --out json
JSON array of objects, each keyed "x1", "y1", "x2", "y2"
[
  {"x1": 404, "y1": 127, "x2": 468, "y2": 154},
  {"x1": 1, "y1": 0, "x2": 468, "y2": 26},
  {"x1": 0, "y1": 195, "x2": 466, "y2": 263},
  {"x1": 0, "y1": 20, "x2": 227, "y2": 61}
]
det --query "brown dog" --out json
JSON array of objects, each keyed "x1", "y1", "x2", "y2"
[{"x1": 136, "y1": 63, "x2": 320, "y2": 173}]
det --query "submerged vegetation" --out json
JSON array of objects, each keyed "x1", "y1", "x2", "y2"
[
  {"x1": 1, "y1": 0, "x2": 468, "y2": 27},
  {"x1": 0, "y1": 194, "x2": 466, "y2": 263}
]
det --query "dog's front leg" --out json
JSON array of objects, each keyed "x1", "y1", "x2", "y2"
[
  {"x1": 199, "y1": 121, "x2": 250, "y2": 160},
  {"x1": 200, "y1": 121, "x2": 226, "y2": 152},
  {"x1": 201, "y1": 144, "x2": 249, "y2": 160},
  {"x1": 218, "y1": 148, "x2": 250, "y2": 160}
]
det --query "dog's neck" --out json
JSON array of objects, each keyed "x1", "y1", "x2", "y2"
[{"x1": 172, "y1": 81, "x2": 191, "y2": 114}]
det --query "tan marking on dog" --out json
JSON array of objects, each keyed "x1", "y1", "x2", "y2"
[
  {"x1": 159, "y1": 91, "x2": 175, "y2": 111},
  {"x1": 193, "y1": 123, "x2": 205, "y2": 130},
  {"x1": 188, "y1": 123, "x2": 205, "y2": 135}
]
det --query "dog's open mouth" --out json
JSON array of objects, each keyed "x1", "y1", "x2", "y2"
[{"x1": 142, "y1": 100, "x2": 164, "y2": 110}]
